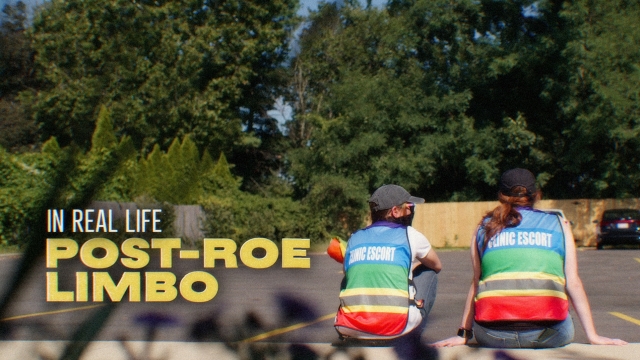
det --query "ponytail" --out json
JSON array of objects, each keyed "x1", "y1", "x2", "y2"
[{"x1": 482, "y1": 186, "x2": 540, "y2": 247}]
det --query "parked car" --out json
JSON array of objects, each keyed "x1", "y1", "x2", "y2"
[{"x1": 594, "y1": 208, "x2": 640, "y2": 249}]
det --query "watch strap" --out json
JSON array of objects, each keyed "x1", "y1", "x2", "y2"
[{"x1": 457, "y1": 327, "x2": 473, "y2": 339}]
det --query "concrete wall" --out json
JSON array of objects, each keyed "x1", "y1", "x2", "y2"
[{"x1": 412, "y1": 198, "x2": 640, "y2": 248}]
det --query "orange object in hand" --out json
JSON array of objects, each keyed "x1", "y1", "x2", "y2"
[{"x1": 327, "y1": 237, "x2": 347, "y2": 264}]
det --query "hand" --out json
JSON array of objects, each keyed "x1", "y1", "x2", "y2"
[
  {"x1": 589, "y1": 335, "x2": 628, "y2": 345},
  {"x1": 431, "y1": 336, "x2": 467, "y2": 348}
]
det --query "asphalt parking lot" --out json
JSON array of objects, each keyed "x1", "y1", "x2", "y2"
[{"x1": 0, "y1": 248, "x2": 638, "y2": 359}]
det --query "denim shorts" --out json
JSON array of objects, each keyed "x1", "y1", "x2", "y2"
[
  {"x1": 411, "y1": 265, "x2": 438, "y2": 332},
  {"x1": 473, "y1": 316, "x2": 575, "y2": 348}
]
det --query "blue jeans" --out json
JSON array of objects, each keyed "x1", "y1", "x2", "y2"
[
  {"x1": 473, "y1": 316, "x2": 575, "y2": 348},
  {"x1": 412, "y1": 265, "x2": 438, "y2": 332}
]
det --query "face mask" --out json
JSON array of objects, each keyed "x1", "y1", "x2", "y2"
[
  {"x1": 397, "y1": 203, "x2": 415, "y2": 226},
  {"x1": 399, "y1": 212, "x2": 414, "y2": 226}
]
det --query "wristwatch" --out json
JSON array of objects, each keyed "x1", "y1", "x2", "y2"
[{"x1": 457, "y1": 327, "x2": 473, "y2": 339}]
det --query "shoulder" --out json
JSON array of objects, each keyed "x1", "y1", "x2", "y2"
[
  {"x1": 407, "y1": 226, "x2": 428, "y2": 241},
  {"x1": 524, "y1": 208, "x2": 558, "y2": 217},
  {"x1": 407, "y1": 226, "x2": 432, "y2": 256},
  {"x1": 530, "y1": 208, "x2": 567, "y2": 225}
]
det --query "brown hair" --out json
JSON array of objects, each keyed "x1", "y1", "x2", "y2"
[
  {"x1": 370, "y1": 202, "x2": 411, "y2": 223},
  {"x1": 482, "y1": 186, "x2": 541, "y2": 244}
]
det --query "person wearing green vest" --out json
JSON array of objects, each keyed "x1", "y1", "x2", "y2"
[
  {"x1": 433, "y1": 168, "x2": 627, "y2": 348},
  {"x1": 334, "y1": 184, "x2": 442, "y2": 341}
]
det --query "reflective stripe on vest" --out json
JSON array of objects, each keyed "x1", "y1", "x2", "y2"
[
  {"x1": 475, "y1": 209, "x2": 569, "y2": 322},
  {"x1": 335, "y1": 222, "x2": 412, "y2": 337}
]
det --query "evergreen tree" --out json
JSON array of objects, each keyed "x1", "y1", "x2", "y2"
[{"x1": 90, "y1": 105, "x2": 117, "y2": 152}]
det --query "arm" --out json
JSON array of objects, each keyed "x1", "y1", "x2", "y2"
[
  {"x1": 409, "y1": 226, "x2": 442, "y2": 273},
  {"x1": 419, "y1": 248, "x2": 442, "y2": 274},
  {"x1": 562, "y1": 219, "x2": 627, "y2": 345},
  {"x1": 432, "y1": 232, "x2": 482, "y2": 347}
]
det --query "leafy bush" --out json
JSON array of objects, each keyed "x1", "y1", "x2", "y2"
[
  {"x1": 0, "y1": 146, "x2": 56, "y2": 245},
  {"x1": 200, "y1": 166, "x2": 327, "y2": 245}
]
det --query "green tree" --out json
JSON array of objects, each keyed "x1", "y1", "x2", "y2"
[
  {"x1": 0, "y1": 1, "x2": 31, "y2": 97},
  {"x1": 288, "y1": 1, "x2": 640, "y2": 210},
  {"x1": 90, "y1": 105, "x2": 117, "y2": 151},
  {"x1": 26, "y1": 0, "x2": 299, "y2": 159},
  {"x1": 286, "y1": 1, "x2": 539, "y2": 210},
  {"x1": 0, "y1": 1, "x2": 39, "y2": 151},
  {"x1": 135, "y1": 144, "x2": 169, "y2": 202},
  {"x1": 165, "y1": 135, "x2": 201, "y2": 203},
  {"x1": 202, "y1": 152, "x2": 242, "y2": 192},
  {"x1": 91, "y1": 106, "x2": 139, "y2": 201},
  {"x1": 546, "y1": 0, "x2": 640, "y2": 198},
  {"x1": 96, "y1": 135, "x2": 138, "y2": 202},
  {"x1": 130, "y1": 135, "x2": 221, "y2": 204}
]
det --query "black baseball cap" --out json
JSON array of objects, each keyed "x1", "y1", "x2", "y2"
[
  {"x1": 369, "y1": 184, "x2": 425, "y2": 212},
  {"x1": 499, "y1": 168, "x2": 537, "y2": 196}
]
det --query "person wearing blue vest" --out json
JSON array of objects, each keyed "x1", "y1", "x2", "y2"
[
  {"x1": 334, "y1": 184, "x2": 442, "y2": 341},
  {"x1": 434, "y1": 168, "x2": 627, "y2": 348}
]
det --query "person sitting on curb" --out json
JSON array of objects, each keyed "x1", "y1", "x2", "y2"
[
  {"x1": 433, "y1": 168, "x2": 627, "y2": 348},
  {"x1": 331, "y1": 184, "x2": 442, "y2": 341}
]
